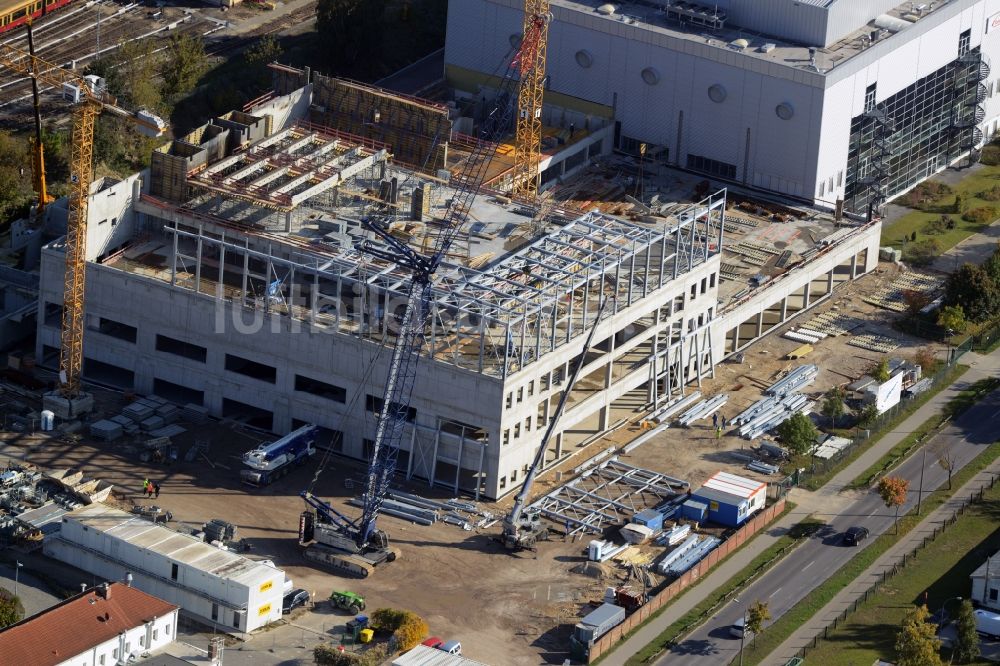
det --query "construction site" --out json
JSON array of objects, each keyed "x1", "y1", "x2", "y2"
[{"x1": 0, "y1": 1, "x2": 959, "y2": 665}]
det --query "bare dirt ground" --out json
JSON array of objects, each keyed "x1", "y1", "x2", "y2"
[{"x1": 0, "y1": 260, "x2": 948, "y2": 665}]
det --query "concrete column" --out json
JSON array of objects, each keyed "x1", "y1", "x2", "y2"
[
  {"x1": 203, "y1": 379, "x2": 223, "y2": 416},
  {"x1": 755, "y1": 311, "x2": 764, "y2": 338},
  {"x1": 553, "y1": 431, "x2": 563, "y2": 459},
  {"x1": 827, "y1": 269, "x2": 834, "y2": 294},
  {"x1": 851, "y1": 252, "x2": 858, "y2": 278},
  {"x1": 272, "y1": 396, "x2": 291, "y2": 433},
  {"x1": 285, "y1": 211, "x2": 293, "y2": 233}
]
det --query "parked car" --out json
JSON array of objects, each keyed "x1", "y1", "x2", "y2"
[
  {"x1": 729, "y1": 616, "x2": 753, "y2": 640},
  {"x1": 843, "y1": 526, "x2": 869, "y2": 546},
  {"x1": 282, "y1": 589, "x2": 310, "y2": 614},
  {"x1": 440, "y1": 640, "x2": 462, "y2": 655},
  {"x1": 422, "y1": 637, "x2": 444, "y2": 649}
]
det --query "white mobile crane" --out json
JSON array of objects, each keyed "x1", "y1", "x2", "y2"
[{"x1": 501, "y1": 298, "x2": 607, "y2": 551}]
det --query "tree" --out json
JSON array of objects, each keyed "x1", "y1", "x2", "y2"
[
  {"x1": 872, "y1": 357, "x2": 891, "y2": 383},
  {"x1": 878, "y1": 476, "x2": 909, "y2": 534},
  {"x1": 316, "y1": 0, "x2": 388, "y2": 74},
  {"x1": 0, "y1": 588, "x2": 24, "y2": 628},
  {"x1": 857, "y1": 404, "x2": 879, "y2": 430},
  {"x1": 895, "y1": 604, "x2": 944, "y2": 666},
  {"x1": 954, "y1": 192, "x2": 964, "y2": 214},
  {"x1": 983, "y1": 243, "x2": 1000, "y2": 285},
  {"x1": 0, "y1": 131, "x2": 32, "y2": 223},
  {"x1": 821, "y1": 387, "x2": 846, "y2": 428},
  {"x1": 913, "y1": 347, "x2": 940, "y2": 375},
  {"x1": 954, "y1": 599, "x2": 981, "y2": 663},
  {"x1": 161, "y1": 33, "x2": 209, "y2": 100},
  {"x1": 929, "y1": 437, "x2": 957, "y2": 490},
  {"x1": 902, "y1": 289, "x2": 932, "y2": 316},
  {"x1": 937, "y1": 304, "x2": 967, "y2": 334},
  {"x1": 746, "y1": 600, "x2": 771, "y2": 648},
  {"x1": 944, "y1": 264, "x2": 1000, "y2": 323},
  {"x1": 246, "y1": 35, "x2": 283, "y2": 66},
  {"x1": 394, "y1": 614, "x2": 429, "y2": 651},
  {"x1": 775, "y1": 412, "x2": 818, "y2": 455}
]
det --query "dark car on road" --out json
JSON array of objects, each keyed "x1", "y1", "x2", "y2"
[
  {"x1": 843, "y1": 526, "x2": 869, "y2": 546},
  {"x1": 282, "y1": 589, "x2": 310, "y2": 614}
]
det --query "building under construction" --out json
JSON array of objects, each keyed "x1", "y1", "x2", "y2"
[{"x1": 32, "y1": 71, "x2": 879, "y2": 500}]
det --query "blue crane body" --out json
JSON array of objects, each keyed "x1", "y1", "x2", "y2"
[
  {"x1": 298, "y1": 12, "x2": 551, "y2": 577},
  {"x1": 241, "y1": 424, "x2": 318, "y2": 487}
]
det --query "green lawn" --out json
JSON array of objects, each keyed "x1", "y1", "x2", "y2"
[
  {"x1": 737, "y1": 442, "x2": 1000, "y2": 665},
  {"x1": 798, "y1": 465, "x2": 1000, "y2": 665},
  {"x1": 882, "y1": 164, "x2": 1000, "y2": 253}
]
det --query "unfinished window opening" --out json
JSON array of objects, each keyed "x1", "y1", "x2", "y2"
[
  {"x1": 295, "y1": 374, "x2": 346, "y2": 403},
  {"x1": 225, "y1": 354, "x2": 277, "y2": 383},
  {"x1": 710, "y1": 273, "x2": 716, "y2": 289},
  {"x1": 221, "y1": 398, "x2": 274, "y2": 431},
  {"x1": 83, "y1": 358, "x2": 134, "y2": 390},
  {"x1": 499, "y1": 476, "x2": 507, "y2": 490},
  {"x1": 153, "y1": 378, "x2": 204, "y2": 406},
  {"x1": 439, "y1": 419, "x2": 486, "y2": 440},
  {"x1": 156, "y1": 335, "x2": 207, "y2": 363},
  {"x1": 93, "y1": 317, "x2": 137, "y2": 343},
  {"x1": 171, "y1": 564, "x2": 178, "y2": 581},
  {"x1": 43, "y1": 302, "x2": 62, "y2": 328},
  {"x1": 503, "y1": 429, "x2": 510, "y2": 446},
  {"x1": 211, "y1": 604, "x2": 218, "y2": 621},
  {"x1": 365, "y1": 394, "x2": 416, "y2": 422}
]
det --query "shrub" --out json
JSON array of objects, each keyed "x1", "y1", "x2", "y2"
[
  {"x1": 902, "y1": 239, "x2": 942, "y2": 266},
  {"x1": 896, "y1": 180, "x2": 953, "y2": 208},
  {"x1": 369, "y1": 608, "x2": 428, "y2": 652},
  {"x1": 980, "y1": 143, "x2": 1000, "y2": 166},
  {"x1": 961, "y1": 206, "x2": 998, "y2": 224},
  {"x1": 314, "y1": 643, "x2": 390, "y2": 666},
  {"x1": 980, "y1": 185, "x2": 1000, "y2": 201},
  {"x1": 370, "y1": 608, "x2": 409, "y2": 632}
]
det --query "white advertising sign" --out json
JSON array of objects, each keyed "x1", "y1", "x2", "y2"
[
  {"x1": 875, "y1": 373, "x2": 903, "y2": 413},
  {"x1": 988, "y1": 11, "x2": 1000, "y2": 34}
]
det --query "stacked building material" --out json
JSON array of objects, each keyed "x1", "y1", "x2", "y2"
[
  {"x1": 765, "y1": 365, "x2": 818, "y2": 397},
  {"x1": 662, "y1": 536, "x2": 721, "y2": 576},
  {"x1": 588, "y1": 539, "x2": 629, "y2": 562},
  {"x1": 649, "y1": 392, "x2": 702, "y2": 424},
  {"x1": 90, "y1": 420, "x2": 123, "y2": 442},
  {"x1": 656, "y1": 523, "x2": 691, "y2": 546},
  {"x1": 182, "y1": 403, "x2": 209, "y2": 424},
  {"x1": 656, "y1": 534, "x2": 700, "y2": 574},
  {"x1": 746, "y1": 461, "x2": 780, "y2": 474},
  {"x1": 676, "y1": 394, "x2": 728, "y2": 426}
]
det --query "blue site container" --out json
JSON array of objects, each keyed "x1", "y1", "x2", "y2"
[
  {"x1": 632, "y1": 509, "x2": 664, "y2": 531},
  {"x1": 681, "y1": 499, "x2": 708, "y2": 523}
]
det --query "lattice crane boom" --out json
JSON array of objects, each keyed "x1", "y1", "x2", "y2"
[
  {"x1": 301, "y1": 13, "x2": 552, "y2": 566},
  {"x1": 511, "y1": 0, "x2": 550, "y2": 200},
  {"x1": 0, "y1": 42, "x2": 165, "y2": 401}
]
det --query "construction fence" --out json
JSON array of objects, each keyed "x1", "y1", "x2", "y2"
[
  {"x1": 586, "y1": 497, "x2": 787, "y2": 664},
  {"x1": 790, "y1": 471, "x2": 999, "y2": 662}
]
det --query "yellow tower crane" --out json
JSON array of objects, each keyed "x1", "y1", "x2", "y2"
[
  {"x1": 25, "y1": 22, "x2": 54, "y2": 215},
  {"x1": 0, "y1": 41, "x2": 165, "y2": 417},
  {"x1": 510, "y1": 0, "x2": 550, "y2": 200}
]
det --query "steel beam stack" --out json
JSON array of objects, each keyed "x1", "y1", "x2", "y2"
[{"x1": 676, "y1": 394, "x2": 729, "y2": 426}]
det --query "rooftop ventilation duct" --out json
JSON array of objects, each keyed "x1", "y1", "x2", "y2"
[{"x1": 874, "y1": 14, "x2": 911, "y2": 33}]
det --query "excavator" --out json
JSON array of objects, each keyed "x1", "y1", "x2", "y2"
[{"x1": 501, "y1": 298, "x2": 608, "y2": 551}]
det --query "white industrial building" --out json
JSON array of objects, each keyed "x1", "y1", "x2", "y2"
[
  {"x1": 0, "y1": 582, "x2": 178, "y2": 666},
  {"x1": 44, "y1": 504, "x2": 286, "y2": 634},
  {"x1": 34, "y1": 73, "x2": 878, "y2": 501},
  {"x1": 445, "y1": 0, "x2": 1000, "y2": 214}
]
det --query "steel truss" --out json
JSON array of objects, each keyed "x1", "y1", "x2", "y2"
[{"x1": 528, "y1": 458, "x2": 688, "y2": 536}]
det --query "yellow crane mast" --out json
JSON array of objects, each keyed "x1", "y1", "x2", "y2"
[
  {"x1": 0, "y1": 42, "x2": 165, "y2": 416},
  {"x1": 511, "y1": 0, "x2": 550, "y2": 200}
]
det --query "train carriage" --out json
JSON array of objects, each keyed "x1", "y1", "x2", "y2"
[{"x1": 0, "y1": 0, "x2": 75, "y2": 34}]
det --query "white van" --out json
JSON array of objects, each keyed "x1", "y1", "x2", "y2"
[{"x1": 439, "y1": 640, "x2": 462, "y2": 655}]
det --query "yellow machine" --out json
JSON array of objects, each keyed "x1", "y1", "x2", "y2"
[
  {"x1": 0, "y1": 41, "x2": 165, "y2": 416},
  {"x1": 510, "y1": 0, "x2": 550, "y2": 200}
]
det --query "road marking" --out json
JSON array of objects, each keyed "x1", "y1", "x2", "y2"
[
  {"x1": 802, "y1": 560, "x2": 815, "y2": 571},
  {"x1": 868, "y1": 509, "x2": 879, "y2": 517},
  {"x1": 769, "y1": 587, "x2": 783, "y2": 598}
]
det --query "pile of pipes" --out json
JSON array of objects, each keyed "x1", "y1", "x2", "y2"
[
  {"x1": 733, "y1": 365, "x2": 818, "y2": 440},
  {"x1": 657, "y1": 534, "x2": 721, "y2": 576},
  {"x1": 647, "y1": 392, "x2": 702, "y2": 425},
  {"x1": 655, "y1": 523, "x2": 691, "y2": 546},
  {"x1": 348, "y1": 495, "x2": 439, "y2": 526},
  {"x1": 676, "y1": 394, "x2": 729, "y2": 427},
  {"x1": 736, "y1": 393, "x2": 814, "y2": 440},
  {"x1": 764, "y1": 365, "x2": 817, "y2": 397},
  {"x1": 746, "y1": 460, "x2": 780, "y2": 475}
]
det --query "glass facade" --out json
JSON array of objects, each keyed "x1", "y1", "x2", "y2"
[{"x1": 845, "y1": 48, "x2": 987, "y2": 215}]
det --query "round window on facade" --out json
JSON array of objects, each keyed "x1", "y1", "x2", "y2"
[
  {"x1": 575, "y1": 49, "x2": 594, "y2": 68},
  {"x1": 776, "y1": 102, "x2": 795, "y2": 120},
  {"x1": 708, "y1": 84, "x2": 727, "y2": 103},
  {"x1": 641, "y1": 67, "x2": 660, "y2": 85},
  {"x1": 509, "y1": 34, "x2": 522, "y2": 49}
]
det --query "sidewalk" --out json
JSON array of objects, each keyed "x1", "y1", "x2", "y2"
[
  {"x1": 597, "y1": 352, "x2": 998, "y2": 666},
  {"x1": 764, "y1": 457, "x2": 1000, "y2": 665}
]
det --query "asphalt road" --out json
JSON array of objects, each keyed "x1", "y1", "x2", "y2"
[
  {"x1": 662, "y1": 389, "x2": 1000, "y2": 665},
  {"x1": 0, "y1": 560, "x2": 60, "y2": 617}
]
